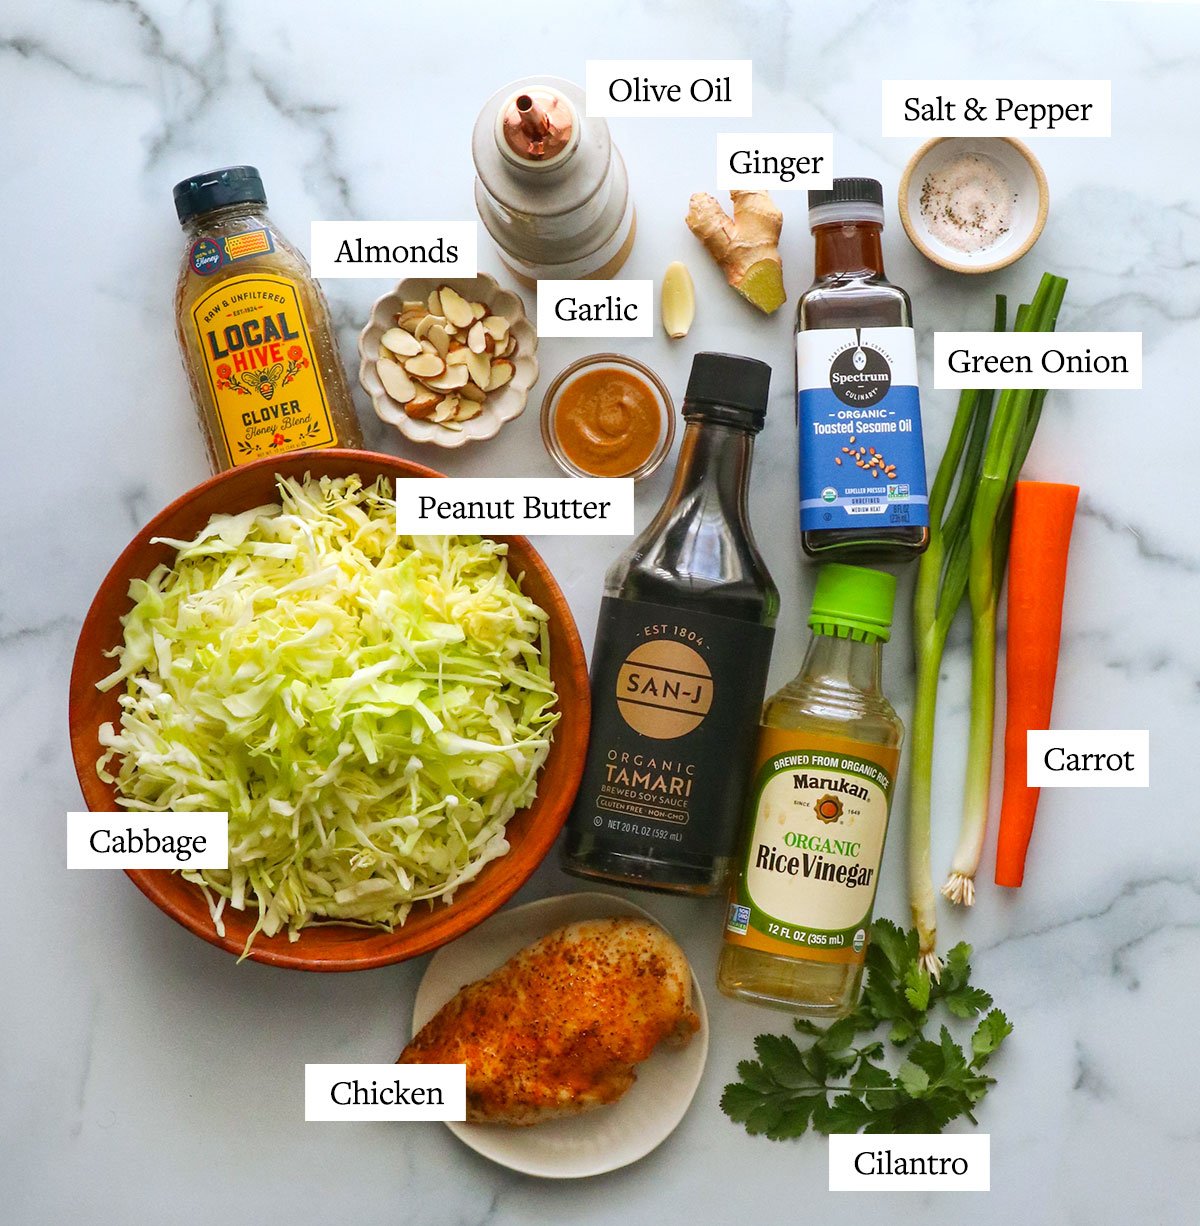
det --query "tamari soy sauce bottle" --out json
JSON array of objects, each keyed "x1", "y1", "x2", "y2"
[
  {"x1": 718, "y1": 564, "x2": 903, "y2": 1017},
  {"x1": 796, "y1": 177, "x2": 929, "y2": 562},
  {"x1": 563, "y1": 353, "x2": 779, "y2": 896}
]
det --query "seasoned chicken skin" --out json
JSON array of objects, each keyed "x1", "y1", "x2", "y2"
[{"x1": 399, "y1": 917, "x2": 699, "y2": 1125}]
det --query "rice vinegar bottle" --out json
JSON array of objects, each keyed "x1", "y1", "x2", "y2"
[{"x1": 718, "y1": 564, "x2": 902, "y2": 1016}]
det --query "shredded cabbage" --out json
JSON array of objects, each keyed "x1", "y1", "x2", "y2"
[{"x1": 96, "y1": 473, "x2": 559, "y2": 951}]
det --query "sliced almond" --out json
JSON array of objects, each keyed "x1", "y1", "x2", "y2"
[
  {"x1": 401, "y1": 299, "x2": 424, "y2": 313},
  {"x1": 380, "y1": 327, "x2": 423, "y2": 358},
  {"x1": 396, "y1": 308, "x2": 425, "y2": 331},
  {"x1": 487, "y1": 359, "x2": 514, "y2": 391},
  {"x1": 414, "y1": 314, "x2": 439, "y2": 342},
  {"x1": 432, "y1": 394, "x2": 460, "y2": 423},
  {"x1": 405, "y1": 392, "x2": 440, "y2": 420},
  {"x1": 456, "y1": 400, "x2": 482, "y2": 422},
  {"x1": 459, "y1": 381, "x2": 487, "y2": 403},
  {"x1": 439, "y1": 285, "x2": 475, "y2": 330},
  {"x1": 427, "y1": 323, "x2": 451, "y2": 358},
  {"x1": 376, "y1": 356, "x2": 416, "y2": 403},
  {"x1": 404, "y1": 352, "x2": 446, "y2": 379},
  {"x1": 446, "y1": 348, "x2": 471, "y2": 367},
  {"x1": 466, "y1": 321, "x2": 486, "y2": 353},
  {"x1": 501, "y1": 334, "x2": 517, "y2": 357},
  {"x1": 427, "y1": 289, "x2": 443, "y2": 317},
  {"x1": 466, "y1": 350, "x2": 492, "y2": 389},
  {"x1": 482, "y1": 315, "x2": 509, "y2": 342},
  {"x1": 423, "y1": 364, "x2": 470, "y2": 392},
  {"x1": 470, "y1": 300, "x2": 486, "y2": 320}
]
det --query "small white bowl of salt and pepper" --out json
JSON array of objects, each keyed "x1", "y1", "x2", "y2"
[{"x1": 898, "y1": 137, "x2": 1048, "y2": 274}]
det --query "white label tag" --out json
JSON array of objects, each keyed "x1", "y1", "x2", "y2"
[
  {"x1": 395, "y1": 478, "x2": 635, "y2": 536},
  {"x1": 586, "y1": 59, "x2": 752, "y2": 117},
  {"x1": 309, "y1": 221, "x2": 477, "y2": 279},
  {"x1": 882, "y1": 80, "x2": 1111, "y2": 137},
  {"x1": 1027, "y1": 730, "x2": 1150, "y2": 787},
  {"x1": 304, "y1": 1064, "x2": 466, "y2": 1121},
  {"x1": 536, "y1": 279, "x2": 654, "y2": 338},
  {"x1": 829, "y1": 1134, "x2": 990, "y2": 1191},
  {"x1": 67, "y1": 812, "x2": 229, "y2": 869},
  {"x1": 716, "y1": 133, "x2": 833, "y2": 190},
  {"x1": 933, "y1": 332, "x2": 1141, "y2": 389}
]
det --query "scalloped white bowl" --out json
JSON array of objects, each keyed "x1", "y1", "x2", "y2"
[{"x1": 358, "y1": 274, "x2": 538, "y2": 448}]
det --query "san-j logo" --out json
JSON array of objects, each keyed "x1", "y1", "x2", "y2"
[
  {"x1": 615, "y1": 640, "x2": 713, "y2": 740},
  {"x1": 190, "y1": 237, "x2": 224, "y2": 276},
  {"x1": 829, "y1": 338, "x2": 892, "y2": 407}
]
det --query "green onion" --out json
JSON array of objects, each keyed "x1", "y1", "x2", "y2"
[
  {"x1": 908, "y1": 297, "x2": 1005, "y2": 975},
  {"x1": 943, "y1": 273, "x2": 1067, "y2": 906}
]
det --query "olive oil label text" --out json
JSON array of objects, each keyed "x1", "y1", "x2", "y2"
[
  {"x1": 797, "y1": 326, "x2": 929, "y2": 532},
  {"x1": 726, "y1": 728, "x2": 898, "y2": 964},
  {"x1": 190, "y1": 274, "x2": 337, "y2": 466},
  {"x1": 569, "y1": 597, "x2": 773, "y2": 859}
]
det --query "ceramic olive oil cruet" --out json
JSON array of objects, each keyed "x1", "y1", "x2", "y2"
[{"x1": 472, "y1": 77, "x2": 636, "y2": 285}]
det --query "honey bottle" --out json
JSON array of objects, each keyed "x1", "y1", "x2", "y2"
[{"x1": 173, "y1": 166, "x2": 361, "y2": 471}]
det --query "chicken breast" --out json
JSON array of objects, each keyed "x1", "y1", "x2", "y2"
[{"x1": 399, "y1": 916, "x2": 700, "y2": 1125}]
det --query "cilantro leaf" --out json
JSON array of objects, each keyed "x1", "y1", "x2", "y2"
[
  {"x1": 971, "y1": 1009, "x2": 1014, "y2": 1067},
  {"x1": 721, "y1": 918, "x2": 1012, "y2": 1141},
  {"x1": 903, "y1": 960, "x2": 932, "y2": 1011}
]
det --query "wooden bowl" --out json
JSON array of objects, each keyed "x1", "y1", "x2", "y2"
[{"x1": 69, "y1": 449, "x2": 590, "y2": 971}]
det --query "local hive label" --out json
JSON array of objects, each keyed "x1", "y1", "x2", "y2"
[
  {"x1": 189, "y1": 273, "x2": 338, "y2": 466},
  {"x1": 725, "y1": 728, "x2": 898, "y2": 965}
]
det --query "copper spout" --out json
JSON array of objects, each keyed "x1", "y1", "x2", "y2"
[
  {"x1": 502, "y1": 88, "x2": 574, "y2": 161},
  {"x1": 517, "y1": 94, "x2": 548, "y2": 138}
]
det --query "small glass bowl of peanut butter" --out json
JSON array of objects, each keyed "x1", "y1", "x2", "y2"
[{"x1": 540, "y1": 354, "x2": 675, "y2": 480}]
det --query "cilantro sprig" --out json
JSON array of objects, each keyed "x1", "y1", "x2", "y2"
[{"x1": 721, "y1": 919, "x2": 1012, "y2": 1138}]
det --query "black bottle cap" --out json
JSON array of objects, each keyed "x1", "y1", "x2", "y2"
[
  {"x1": 682, "y1": 352, "x2": 772, "y2": 432},
  {"x1": 173, "y1": 166, "x2": 266, "y2": 224},
  {"x1": 807, "y1": 177, "x2": 884, "y2": 210}
]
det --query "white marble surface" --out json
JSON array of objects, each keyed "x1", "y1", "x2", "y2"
[{"x1": 4, "y1": 1, "x2": 1199, "y2": 1222}]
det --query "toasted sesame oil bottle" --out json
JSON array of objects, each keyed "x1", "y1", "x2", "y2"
[
  {"x1": 796, "y1": 178, "x2": 929, "y2": 562},
  {"x1": 718, "y1": 564, "x2": 903, "y2": 1016}
]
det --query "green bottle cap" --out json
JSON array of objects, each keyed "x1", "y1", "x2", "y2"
[{"x1": 808, "y1": 563, "x2": 896, "y2": 642}]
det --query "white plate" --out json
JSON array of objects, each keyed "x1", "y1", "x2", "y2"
[
  {"x1": 357, "y1": 274, "x2": 538, "y2": 448},
  {"x1": 411, "y1": 891, "x2": 709, "y2": 1179}
]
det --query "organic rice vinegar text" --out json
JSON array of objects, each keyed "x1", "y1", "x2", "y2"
[{"x1": 719, "y1": 564, "x2": 903, "y2": 1016}]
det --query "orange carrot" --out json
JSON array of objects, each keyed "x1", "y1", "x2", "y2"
[{"x1": 995, "y1": 481, "x2": 1079, "y2": 888}]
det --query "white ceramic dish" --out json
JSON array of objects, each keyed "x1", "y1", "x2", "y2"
[
  {"x1": 411, "y1": 891, "x2": 709, "y2": 1179},
  {"x1": 898, "y1": 137, "x2": 1048, "y2": 275},
  {"x1": 358, "y1": 274, "x2": 538, "y2": 448}
]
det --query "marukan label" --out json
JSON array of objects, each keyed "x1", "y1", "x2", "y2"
[
  {"x1": 190, "y1": 273, "x2": 337, "y2": 467},
  {"x1": 725, "y1": 727, "x2": 898, "y2": 965}
]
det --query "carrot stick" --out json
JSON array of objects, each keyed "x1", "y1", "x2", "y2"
[{"x1": 995, "y1": 481, "x2": 1080, "y2": 888}]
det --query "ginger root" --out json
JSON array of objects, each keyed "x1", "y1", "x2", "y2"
[{"x1": 686, "y1": 190, "x2": 785, "y2": 314}]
